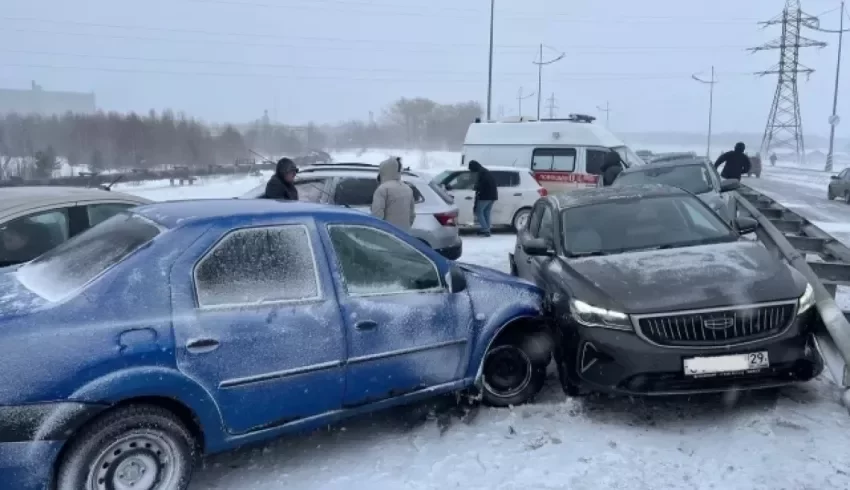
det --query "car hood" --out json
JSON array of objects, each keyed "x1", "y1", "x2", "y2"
[
  {"x1": 567, "y1": 241, "x2": 803, "y2": 314},
  {"x1": 0, "y1": 270, "x2": 48, "y2": 318}
]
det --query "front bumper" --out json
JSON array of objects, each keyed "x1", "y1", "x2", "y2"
[
  {"x1": 0, "y1": 402, "x2": 107, "y2": 490},
  {"x1": 555, "y1": 312, "x2": 824, "y2": 396}
]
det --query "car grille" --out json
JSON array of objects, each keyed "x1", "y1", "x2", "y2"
[{"x1": 636, "y1": 302, "x2": 797, "y2": 347}]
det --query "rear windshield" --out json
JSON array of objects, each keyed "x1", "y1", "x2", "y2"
[
  {"x1": 428, "y1": 181, "x2": 454, "y2": 204},
  {"x1": 16, "y1": 213, "x2": 161, "y2": 301}
]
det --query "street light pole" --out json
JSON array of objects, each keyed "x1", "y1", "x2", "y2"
[
  {"x1": 826, "y1": 0, "x2": 845, "y2": 172},
  {"x1": 692, "y1": 66, "x2": 718, "y2": 159},
  {"x1": 486, "y1": 0, "x2": 495, "y2": 121},
  {"x1": 533, "y1": 44, "x2": 565, "y2": 120}
]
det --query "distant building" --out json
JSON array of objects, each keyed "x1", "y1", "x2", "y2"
[{"x1": 0, "y1": 81, "x2": 96, "y2": 116}]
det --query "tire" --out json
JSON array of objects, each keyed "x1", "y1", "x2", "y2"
[
  {"x1": 828, "y1": 189, "x2": 834, "y2": 200},
  {"x1": 511, "y1": 208, "x2": 532, "y2": 232},
  {"x1": 844, "y1": 191, "x2": 850, "y2": 205},
  {"x1": 55, "y1": 405, "x2": 197, "y2": 490},
  {"x1": 481, "y1": 337, "x2": 547, "y2": 407}
]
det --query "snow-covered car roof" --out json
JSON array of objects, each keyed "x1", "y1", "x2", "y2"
[{"x1": 0, "y1": 186, "x2": 151, "y2": 221}]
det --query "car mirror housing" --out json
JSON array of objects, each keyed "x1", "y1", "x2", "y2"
[
  {"x1": 830, "y1": 175, "x2": 839, "y2": 180},
  {"x1": 720, "y1": 179, "x2": 740, "y2": 192},
  {"x1": 735, "y1": 216, "x2": 758, "y2": 235},
  {"x1": 522, "y1": 237, "x2": 555, "y2": 256},
  {"x1": 446, "y1": 264, "x2": 467, "y2": 293}
]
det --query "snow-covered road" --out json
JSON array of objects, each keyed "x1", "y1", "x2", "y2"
[{"x1": 119, "y1": 154, "x2": 850, "y2": 490}]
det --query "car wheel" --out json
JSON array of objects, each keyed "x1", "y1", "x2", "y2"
[
  {"x1": 56, "y1": 405, "x2": 197, "y2": 490},
  {"x1": 828, "y1": 188, "x2": 834, "y2": 200},
  {"x1": 511, "y1": 208, "x2": 532, "y2": 232},
  {"x1": 844, "y1": 191, "x2": 850, "y2": 205},
  {"x1": 481, "y1": 340, "x2": 546, "y2": 407}
]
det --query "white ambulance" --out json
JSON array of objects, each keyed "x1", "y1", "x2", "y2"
[{"x1": 461, "y1": 115, "x2": 646, "y2": 193}]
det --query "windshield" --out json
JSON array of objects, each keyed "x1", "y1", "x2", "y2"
[
  {"x1": 612, "y1": 145, "x2": 647, "y2": 167},
  {"x1": 16, "y1": 213, "x2": 161, "y2": 301},
  {"x1": 561, "y1": 195, "x2": 734, "y2": 256},
  {"x1": 612, "y1": 164, "x2": 713, "y2": 194}
]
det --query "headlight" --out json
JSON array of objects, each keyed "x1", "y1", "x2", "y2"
[
  {"x1": 798, "y1": 283, "x2": 815, "y2": 314},
  {"x1": 570, "y1": 299, "x2": 632, "y2": 331}
]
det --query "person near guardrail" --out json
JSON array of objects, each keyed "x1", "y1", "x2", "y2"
[
  {"x1": 263, "y1": 158, "x2": 299, "y2": 201},
  {"x1": 714, "y1": 142, "x2": 751, "y2": 180},
  {"x1": 468, "y1": 160, "x2": 498, "y2": 237},
  {"x1": 371, "y1": 157, "x2": 415, "y2": 232},
  {"x1": 749, "y1": 153, "x2": 762, "y2": 178}
]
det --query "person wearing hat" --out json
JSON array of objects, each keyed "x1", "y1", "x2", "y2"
[{"x1": 263, "y1": 158, "x2": 299, "y2": 200}]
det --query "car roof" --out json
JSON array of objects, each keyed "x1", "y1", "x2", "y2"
[
  {"x1": 464, "y1": 119, "x2": 624, "y2": 147},
  {"x1": 297, "y1": 164, "x2": 425, "y2": 180},
  {"x1": 0, "y1": 186, "x2": 150, "y2": 216},
  {"x1": 549, "y1": 184, "x2": 688, "y2": 209},
  {"x1": 620, "y1": 159, "x2": 706, "y2": 173},
  {"x1": 133, "y1": 199, "x2": 364, "y2": 228}
]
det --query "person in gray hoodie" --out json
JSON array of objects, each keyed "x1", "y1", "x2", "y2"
[{"x1": 371, "y1": 157, "x2": 415, "y2": 232}]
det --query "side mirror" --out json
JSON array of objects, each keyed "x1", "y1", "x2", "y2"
[
  {"x1": 720, "y1": 179, "x2": 740, "y2": 192},
  {"x1": 830, "y1": 175, "x2": 839, "y2": 180},
  {"x1": 522, "y1": 237, "x2": 555, "y2": 256},
  {"x1": 444, "y1": 183, "x2": 452, "y2": 191},
  {"x1": 735, "y1": 216, "x2": 758, "y2": 235},
  {"x1": 446, "y1": 264, "x2": 467, "y2": 293}
]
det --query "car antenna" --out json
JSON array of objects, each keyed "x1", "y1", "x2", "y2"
[{"x1": 100, "y1": 174, "x2": 123, "y2": 191}]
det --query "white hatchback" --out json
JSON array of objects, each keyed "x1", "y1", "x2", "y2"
[{"x1": 431, "y1": 166, "x2": 547, "y2": 231}]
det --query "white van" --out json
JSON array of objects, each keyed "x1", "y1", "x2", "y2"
[{"x1": 461, "y1": 115, "x2": 646, "y2": 193}]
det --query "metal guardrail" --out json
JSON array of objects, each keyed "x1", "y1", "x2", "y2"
[{"x1": 734, "y1": 186, "x2": 850, "y2": 403}]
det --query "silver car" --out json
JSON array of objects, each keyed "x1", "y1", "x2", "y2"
[
  {"x1": 611, "y1": 158, "x2": 740, "y2": 224},
  {"x1": 241, "y1": 163, "x2": 463, "y2": 259},
  {"x1": 0, "y1": 186, "x2": 152, "y2": 268}
]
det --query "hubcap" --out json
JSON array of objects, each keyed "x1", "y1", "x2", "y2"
[
  {"x1": 88, "y1": 432, "x2": 180, "y2": 490},
  {"x1": 483, "y1": 345, "x2": 533, "y2": 398},
  {"x1": 515, "y1": 211, "x2": 530, "y2": 230}
]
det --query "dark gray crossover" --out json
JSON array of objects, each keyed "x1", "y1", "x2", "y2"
[{"x1": 510, "y1": 184, "x2": 823, "y2": 396}]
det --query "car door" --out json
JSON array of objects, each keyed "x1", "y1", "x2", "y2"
[
  {"x1": 171, "y1": 221, "x2": 347, "y2": 435},
  {"x1": 526, "y1": 204, "x2": 557, "y2": 287},
  {"x1": 442, "y1": 171, "x2": 477, "y2": 226},
  {"x1": 490, "y1": 170, "x2": 521, "y2": 226},
  {"x1": 322, "y1": 223, "x2": 472, "y2": 407},
  {"x1": 840, "y1": 170, "x2": 850, "y2": 197},
  {"x1": 514, "y1": 201, "x2": 547, "y2": 280},
  {"x1": 0, "y1": 207, "x2": 72, "y2": 267}
]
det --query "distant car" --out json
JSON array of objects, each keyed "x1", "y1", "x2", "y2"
[
  {"x1": 431, "y1": 166, "x2": 547, "y2": 230},
  {"x1": 510, "y1": 185, "x2": 822, "y2": 397},
  {"x1": 827, "y1": 168, "x2": 850, "y2": 203},
  {"x1": 241, "y1": 163, "x2": 463, "y2": 259},
  {"x1": 611, "y1": 158, "x2": 740, "y2": 224},
  {"x1": 293, "y1": 149, "x2": 332, "y2": 167},
  {"x1": 0, "y1": 186, "x2": 151, "y2": 268},
  {"x1": 0, "y1": 199, "x2": 551, "y2": 490}
]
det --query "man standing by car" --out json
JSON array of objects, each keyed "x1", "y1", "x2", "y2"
[
  {"x1": 600, "y1": 151, "x2": 624, "y2": 186},
  {"x1": 263, "y1": 158, "x2": 299, "y2": 200},
  {"x1": 372, "y1": 156, "x2": 415, "y2": 232},
  {"x1": 714, "y1": 142, "x2": 751, "y2": 180},
  {"x1": 468, "y1": 160, "x2": 498, "y2": 237}
]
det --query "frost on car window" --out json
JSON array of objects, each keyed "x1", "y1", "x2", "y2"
[
  {"x1": 195, "y1": 225, "x2": 319, "y2": 307},
  {"x1": 328, "y1": 225, "x2": 440, "y2": 295},
  {"x1": 16, "y1": 213, "x2": 160, "y2": 302}
]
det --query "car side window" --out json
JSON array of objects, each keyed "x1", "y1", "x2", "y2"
[
  {"x1": 0, "y1": 209, "x2": 70, "y2": 266},
  {"x1": 327, "y1": 225, "x2": 441, "y2": 295},
  {"x1": 334, "y1": 178, "x2": 379, "y2": 207},
  {"x1": 527, "y1": 204, "x2": 546, "y2": 235},
  {"x1": 841, "y1": 170, "x2": 850, "y2": 180},
  {"x1": 194, "y1": 225, "x2": 320, "y2": 308},
  {"x1": 532, "y1": 148, "x2": 577, "y2": 172},
  {"x1": 585, "y1": 149, "x2": 609, "y2": 175},
  {"x1": 491, "y1": 171, "x2": 519, "y2": 187},
  {"x1": 87, "y1": 203, "x2": 137, "y2": 227},
  {"x1": 445, "y1": 171, "x2": 477, "y2": 190},
  {"x1": 536, "y1": 206, "x2": 555, "y2": 243},
  {"x1": 295, "y1": 178, "x2": 330, "y2": 203}
]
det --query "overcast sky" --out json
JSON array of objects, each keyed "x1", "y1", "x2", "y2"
[{"x1": 1, "y1": 0, "x2": 847, "y2": 134}]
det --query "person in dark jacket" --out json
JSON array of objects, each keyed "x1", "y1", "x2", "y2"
[
  {"x1": 263, "y1": 158, "x2": 299, "y2": 200},
  {"x1": 468, "y1": 160, "x2": 498, "y2": 237},
  {"x1": 600, "y1": 151, "x2": 623, "y2": 186},
  {"x1": 714, "y1": 142, "x2": 751, "y2": 180}
]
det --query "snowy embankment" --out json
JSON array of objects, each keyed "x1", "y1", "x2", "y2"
[{"x1": 95, "y1": 149, "x2": 850, "y2": 489}]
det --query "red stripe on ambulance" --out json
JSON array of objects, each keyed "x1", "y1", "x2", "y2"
[{"x1": 533, "y1": 172, "x2": 599, "y2": 185}]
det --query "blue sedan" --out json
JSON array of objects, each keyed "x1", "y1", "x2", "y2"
[{"x1": 0, "y1": 199, "x2": 551, "y2": 490}]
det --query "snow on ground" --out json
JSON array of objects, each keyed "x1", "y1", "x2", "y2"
[{"x1": 112, "y1": 150, "x2": 850, "y2": 489}]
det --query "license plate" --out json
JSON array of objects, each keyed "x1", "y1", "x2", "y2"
[{"x1": 683, "y1": 351, "x2": 769, "y2": 376}]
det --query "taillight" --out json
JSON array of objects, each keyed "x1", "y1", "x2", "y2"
[
  {"x1": 538, "y1": 187, "x2": 548, "y2": 197},
  {"x1": 435, "y1": 211, "x2": 457, "y2": 226}
]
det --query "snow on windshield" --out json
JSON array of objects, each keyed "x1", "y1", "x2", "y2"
[{"x1": 16, "y1": 213, "x2": 161, "y2": 302}]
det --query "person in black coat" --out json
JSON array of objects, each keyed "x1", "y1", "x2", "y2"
[
  {"x1": 714, "y1": 142, "x2": 751, "y2": 180},
  {"x1": 600, "y1": 151, "x2": 623, "y2": 186},
  {"x1": 263, "y1": 158, "x2": 299, "y2": 200},
  {"x1": 468, "y1": 160, "x2": 498, "y2": 237}
]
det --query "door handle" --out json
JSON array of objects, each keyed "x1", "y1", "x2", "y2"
[
  {"x1": 186, "y1": 338, "x2": 220, "y2": 354},
  {"x1": 464, "y1": 196, "x2": 474, "y2": 200},
  {"x1": 355, "y1": 320, "x2": 378, "y2": 331},
  {"x1": 513, "y1": 192, "x2": 522, "y2": 196}
]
